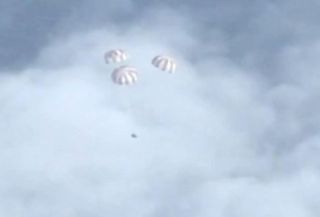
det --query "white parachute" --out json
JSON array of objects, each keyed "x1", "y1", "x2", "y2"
[
  {"x1": 104, "y1": 49, "x2": 128, "y2": 64},
  {"x1": 111, "y1": 65, "x2": 138, "y2": 85},
  {"x1": 152, "y1": 55, "x2": 176, "y2": 73}
]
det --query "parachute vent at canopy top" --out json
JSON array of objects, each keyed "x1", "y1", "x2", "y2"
[{"x1": 104, "y1": 49, "x2": 128, "y2": 64}]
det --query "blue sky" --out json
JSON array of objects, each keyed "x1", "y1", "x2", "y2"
[{"x1": 0, "y1": 1, "x2": 320, "y2": 216}]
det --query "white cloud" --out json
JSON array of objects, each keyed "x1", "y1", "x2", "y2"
[{"x1": 0, "y1": 3, "x2": 319, "y2": 217}]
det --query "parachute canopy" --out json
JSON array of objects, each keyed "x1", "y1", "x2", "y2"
[
  {"x1": 104, "y1": 49, "x2": 128, "y2": 64},
  {"x1": 152, "y1": 55, "x2": 176, "y2": 73},
  {"x1": 111, "y1": 65, "x2": 138, "y2": 85}
]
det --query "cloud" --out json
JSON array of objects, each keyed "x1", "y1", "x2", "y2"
[{"x1": 0, "y1": 1, "x2": 319, "y2": 217}]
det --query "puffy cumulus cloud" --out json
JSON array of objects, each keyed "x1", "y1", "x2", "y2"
[
  {"x1": 194, "y1": 170, "x2": 320, "y2": 217},
  {"x1": 0, "y1": 2, "x2": 320, "y2": 217}
]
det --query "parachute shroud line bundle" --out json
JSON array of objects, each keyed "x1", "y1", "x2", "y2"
[{"x1": 103, "y1": 49, "x2": 177, "y2": 138}]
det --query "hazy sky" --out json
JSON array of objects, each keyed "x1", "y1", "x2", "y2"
[{"x1": 0, "y1": 1, "x2": 320, "y2": 216}]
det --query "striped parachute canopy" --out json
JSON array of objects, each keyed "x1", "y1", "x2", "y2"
[
  {"x1": 111, "y1": 65, "x2": 138, "y2": 86},
  {"x1": 152, "y1": 55, "x2": 176, "y2": 73},
  {"x1": 104, "y1": 49, "x2": 128, "y2": 64}
]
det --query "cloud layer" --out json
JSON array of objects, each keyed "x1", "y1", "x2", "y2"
[{"x1": 0, "y1": 1, "x2": 320, "y2": 216}]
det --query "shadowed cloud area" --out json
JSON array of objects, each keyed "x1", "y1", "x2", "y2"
[{"x1": 0, "y1": 0, "x2": 320, "y2": 216}]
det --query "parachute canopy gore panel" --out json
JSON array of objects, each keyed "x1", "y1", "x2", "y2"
[
  {"x1": 104, "y1": 49, "x2": 128, "y2": 64},
  {"x1": 152, "y1": 55, "x2": 176, "y2": 73},
  {"x1": 111, "y1": 65, "x2": 138, "y2": 85}
]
